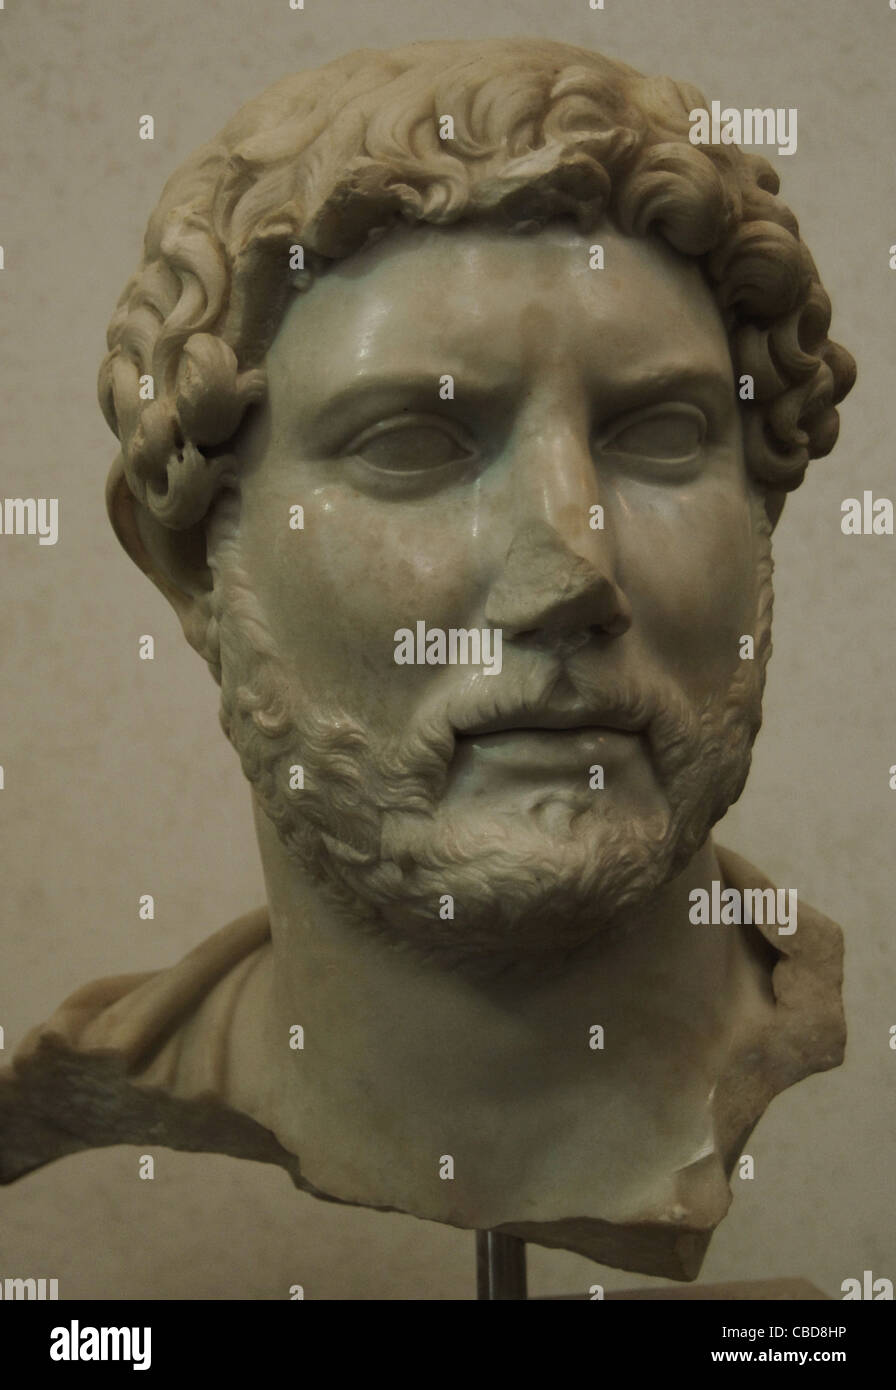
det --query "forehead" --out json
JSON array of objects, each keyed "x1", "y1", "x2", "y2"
[{"x1": 266, "y1": 221, "x2": 733, "y2": 396}]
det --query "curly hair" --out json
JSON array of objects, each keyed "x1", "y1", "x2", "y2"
[{"x1": 98, "y1": 38, "x2": 856, "y2": 532}]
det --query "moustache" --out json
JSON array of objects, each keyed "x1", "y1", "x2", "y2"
[{"x1": 434, "y1": 652, "x2": 702, "y2": 786}]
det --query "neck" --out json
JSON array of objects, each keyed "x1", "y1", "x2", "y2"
[{"x1": 238, "y1": 799, "x2": 771, "y2": 1239}]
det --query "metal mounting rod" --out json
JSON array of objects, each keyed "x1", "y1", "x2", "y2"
[{"x1": 476, "y1": 1231, "x2": 528, "y2": 1300}]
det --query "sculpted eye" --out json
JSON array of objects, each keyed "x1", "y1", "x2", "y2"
[
  {"x1": 347, "y1": 415, "x2": 476, "y2": 473},
  {"x1": 601, "y1": 404, "x2": 707, "y2": 463}
]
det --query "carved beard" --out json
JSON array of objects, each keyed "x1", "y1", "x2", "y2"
[{"x1": 207, "y1": 493, "x2": 773, "y2": 967}]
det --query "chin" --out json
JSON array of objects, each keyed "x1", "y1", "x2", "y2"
[{"x1": 303, "y1": 798, "x2": 689, "y2": 965}]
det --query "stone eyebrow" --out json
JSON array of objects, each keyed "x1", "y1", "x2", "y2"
[
  {"x1": 596, "y1": 364, "x2": 735, "y2": 408},
  {"x1": 312, "y1": 372, "x2": 513, "y2": 411},
  {"x1": 303, "y1": 373, "x2": 515, "y2": 446}
]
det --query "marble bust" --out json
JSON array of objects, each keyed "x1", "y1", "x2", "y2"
[{"x1": 1, "y1": 38, "x2": 855, "y2": 1285}]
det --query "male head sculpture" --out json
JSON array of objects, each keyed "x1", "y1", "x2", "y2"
[{"x1": 2, "y1": 38, "x2": 855, "y2": 1288}]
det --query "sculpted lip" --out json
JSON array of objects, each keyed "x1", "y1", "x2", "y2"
[
  {"x1": 462, "y1": 726, "x2": 639, "y2": 742},
  {"x1": 453, "y1": 720, "x2": 645, "y2": 778},
  {"x1": 456, "y1": 705, "x2": 646, "y2": 738}
]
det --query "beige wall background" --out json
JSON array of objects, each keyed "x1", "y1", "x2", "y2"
[{"x1": 0, "y1": 0, "x2": 893, "y2": 1299}]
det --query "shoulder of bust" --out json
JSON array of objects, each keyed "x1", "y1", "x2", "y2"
[
  {"x1": 0, "y1": 908, "x2": 275, "y2": 1184},
  {"x1": 15, "y1": 906, "x2": 271, "y2": 1069}
]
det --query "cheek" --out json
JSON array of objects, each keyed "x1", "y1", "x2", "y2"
[
  {"x1": 616, "y1": 483, "x2": 758, "y2": 688},
  {"x1": 237, "y1": 477, "x2": 493, "y2": 719}
]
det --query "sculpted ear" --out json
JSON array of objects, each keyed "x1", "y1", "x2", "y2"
[{"x1": 106, "y1": 455, "x2": 216, "y2": 656}]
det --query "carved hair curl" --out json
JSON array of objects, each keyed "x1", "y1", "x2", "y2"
[{"x1": 99, "y1": 39, "x2": 855, "y2": 528}]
